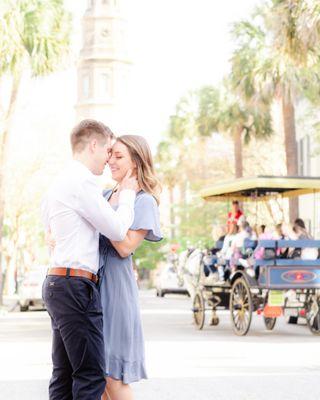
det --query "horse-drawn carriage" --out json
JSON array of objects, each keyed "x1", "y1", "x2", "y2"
[{"x1": 192, "y1": 176, "x2": 320, "y2": 336}]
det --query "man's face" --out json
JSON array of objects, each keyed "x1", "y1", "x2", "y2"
[{"x1": 232, "y1": 202, "x2": 239, "y2": 213}]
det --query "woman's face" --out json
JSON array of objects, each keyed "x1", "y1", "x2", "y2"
[{"x1": 108, "y1": 141, "x2": 136, "y2": 182}]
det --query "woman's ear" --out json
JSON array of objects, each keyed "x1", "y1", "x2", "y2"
[{"x1": 132, "y1": 162, "x2": 137, "y2": 173}]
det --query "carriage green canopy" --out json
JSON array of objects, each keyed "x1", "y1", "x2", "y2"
[{"x1": 200, "y1": 176, "x2": 320, "y2": 202}]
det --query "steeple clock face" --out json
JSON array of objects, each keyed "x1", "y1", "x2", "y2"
[{"x1": 100, "y1": 28, "x2": 110, "y2": 41}]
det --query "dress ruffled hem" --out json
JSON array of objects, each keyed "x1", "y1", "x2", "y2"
[{"x1": 105, "y1": 357, "x2": 148, "y2": 384}]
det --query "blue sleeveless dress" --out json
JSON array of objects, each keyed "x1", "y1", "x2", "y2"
[{"x1": 99, "y1": 190, "x2": 162, "y2": 384}]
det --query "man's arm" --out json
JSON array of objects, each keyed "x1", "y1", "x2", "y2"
[{"x1": 76, "y1": 178, "x2": 136, "y2": 241}]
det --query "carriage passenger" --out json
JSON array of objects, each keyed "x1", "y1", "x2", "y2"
[
  {"x1": 229, "y1": 221, "x2": 252, "y2": 271},
  {"x1": 216, "y1": 224, "x2": 238, "y2": 283},
  {"x1": 280, "y1": 220, "x2": 316, "y2": 259},
  {"x1": 227, "y1": 200, "x2": 244, "y2": 227},
  {"x1": 203, "y1": 227, "x2": 227, "y2": 277},
  {"x1": 239, "y1": 224, "x2": 277, "y2": 276}
]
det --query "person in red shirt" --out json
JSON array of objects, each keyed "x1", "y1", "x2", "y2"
[{"x1": 227, "y1": 200, "x2": 244, "y2": 227}]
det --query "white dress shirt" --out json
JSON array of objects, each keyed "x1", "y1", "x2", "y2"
[{"x1": 41, "y1": 160, "x2": 136, "y2": 274}]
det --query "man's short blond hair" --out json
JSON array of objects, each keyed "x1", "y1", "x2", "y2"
[{"x1": 70, "y1": 119, "x2": 115, "y2": 153}]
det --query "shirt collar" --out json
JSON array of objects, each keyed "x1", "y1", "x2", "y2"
[{"x1": 70, "y1": 159, "x2": 95, "y2": 179}]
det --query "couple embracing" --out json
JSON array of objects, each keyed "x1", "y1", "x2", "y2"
[{"x1": 41, "y1": 119, "x2": 162, "y2": 400}]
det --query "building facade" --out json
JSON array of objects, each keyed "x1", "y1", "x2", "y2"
[
  {"x1": 297, "y1": 106, "x2": 320, "y2": 238},
  {"x1": 75, "y1": 0, "x2": 131, "y2": 130}
]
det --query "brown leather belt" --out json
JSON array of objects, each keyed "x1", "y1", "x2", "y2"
[{"x1": 47, "y1": 267, "x2": 98, "y2": 284}]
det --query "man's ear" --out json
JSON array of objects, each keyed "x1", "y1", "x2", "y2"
[{"x1": 89, "y1": 138, "x2": 97, "y2": 153}]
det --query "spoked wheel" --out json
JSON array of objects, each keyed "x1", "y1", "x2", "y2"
[
  {"x1": 306, "y1": 295, "x2": 320, "y2": 335},
  {"x1": 230, "y1": 277, "x2": 253, "y2": 336},
  {"x1": 193, "y1": 291, "x2": 205, "y2": 330}
]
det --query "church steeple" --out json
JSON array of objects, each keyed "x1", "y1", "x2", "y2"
[{"x1": 75, "y1": 0, "x2": 131, "y2": 127}]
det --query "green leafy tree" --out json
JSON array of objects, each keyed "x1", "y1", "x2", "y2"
[
  {"x1": 196, "y1": 85, "x2": 272, "y2": 178},
  {"x1": 134, "y1": 239, "x2": 167, "y2": 271},
  {"x1": 155, "y1": 93, "x2": 234, "y2": 252},
  {"x1": 230, "y1": 0, "x2": 320, "y2": 219},
  {"x1": 0, "y1": 0, "x2": 71, "y2": 304}
]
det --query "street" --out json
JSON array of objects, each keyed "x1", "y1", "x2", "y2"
[{"x1": 1, "y1": 290, "x2": 320, "y2": 400}]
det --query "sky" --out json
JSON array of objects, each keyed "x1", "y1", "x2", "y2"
[
  {"x1": 122, "y1": 0, "x2": 259, "y2": 148},
  {"x1": 10, "y1": 0, "x2": 260, "y2": 159}
]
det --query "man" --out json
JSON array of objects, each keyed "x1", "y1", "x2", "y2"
[
  {"x1": 227, "y1": 200, "x2": 244, "y2": 227},
  {"x1": 41, "y1": 119, "x2": 139, "y2": 400}
]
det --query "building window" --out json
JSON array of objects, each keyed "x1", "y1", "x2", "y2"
[
  {"x1": 82, "y1": 74, "x2": 90, "y2": 99},
  {"x1": 88, "y1": 0, "x2": 94, "y2": 8},
  {"x1": 298, "y1": 134, "x2": 311, "y2": 176},
  {"x1": 101, "y1": 73, "x2": 111, "y2": 96}
]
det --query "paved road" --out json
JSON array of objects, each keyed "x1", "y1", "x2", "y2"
[{"x1": 1, "y1": 290, "x2": 320, "y2": 400}]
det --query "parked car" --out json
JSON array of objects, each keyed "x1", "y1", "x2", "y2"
[
  {"x1": 18, "y1": 266, "x2": 48, "y2": 312},
  {"x1": 155, "y1": 264, "x2": 189, "y2": 297}
]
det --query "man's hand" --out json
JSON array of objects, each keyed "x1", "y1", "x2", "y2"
[{"x1": 119, "y1": 169, "x2": 140, "y2": 193}]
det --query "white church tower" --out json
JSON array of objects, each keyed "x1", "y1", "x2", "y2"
[{"x1": 76, "y1": 0, "x2": 131, "y2": 129}]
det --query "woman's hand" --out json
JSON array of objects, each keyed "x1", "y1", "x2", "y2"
[{"x1": 119, "y1": 169, "x2": 140, "y2": 193}]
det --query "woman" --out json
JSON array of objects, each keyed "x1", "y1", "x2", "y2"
[
  {"x1": 293, "y1": 218, "x2": 317, "y2": 260},
  {"x1": 99, "y1": 135, "x2": 162, "y2": 400}
]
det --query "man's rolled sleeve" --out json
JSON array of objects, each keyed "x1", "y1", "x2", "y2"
[{"x1": 76, "y1": 179, "x2": 136, "y2": 241}]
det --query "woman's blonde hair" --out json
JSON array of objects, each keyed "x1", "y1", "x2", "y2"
[{"x1": 117, "y1": 135, "x2": 162, "y2": 204}]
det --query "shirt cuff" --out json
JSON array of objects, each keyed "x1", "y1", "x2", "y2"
[{"x1": 118, "y1": 189, "x2": 136, "y2": 208}]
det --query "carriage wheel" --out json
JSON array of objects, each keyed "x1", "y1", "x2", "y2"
[
  {"x1": 193, "y1": 291, "x2": 205, "y2": 330},
  {"x1": 306, "y1": 296, "x2": 320, "y2": 335},
  {"x1": 263, "y1": 316, "x2": 277, "y2": 330},
  {"x1": 230, "y1": 277, "x2": 253, "y2": 336}
]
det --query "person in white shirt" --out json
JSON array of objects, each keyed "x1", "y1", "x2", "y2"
[
  {"x1": 41, "y1": 119, "x2": 139, "y2": 400},
  {"x1": 216, "y1": 224, "x2": 238, "y2": 283}
]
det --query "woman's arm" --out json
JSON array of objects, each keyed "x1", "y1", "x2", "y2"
[{"x1": 111, "y1": 229, "x2": 148, "y2": 258}]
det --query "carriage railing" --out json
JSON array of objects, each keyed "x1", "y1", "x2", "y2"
[
  {"x1": 243, "y1": 239, "x2": 320, "y2": 258},
  {"x1": 250, "y1": 239, "x2": 320, "y2": 289}
]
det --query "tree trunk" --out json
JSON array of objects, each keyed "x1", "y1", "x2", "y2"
[
  {"x1": 0, "y1": 73, "x2": 21, "y2": 306},
  {"x1": 233, "y1": 127, "x2": 243, "y2": 178},
  {"x1": 281, "y1": 95, "x2": 299, "y2": 222}
]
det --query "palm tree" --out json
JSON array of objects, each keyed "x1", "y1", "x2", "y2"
[
  {"x1": 0, "y1": 0, "x2": 71, "y2": 304},
  {"x1": 196, "y1": 85, "x2": 273, "y2": 178},
  {"x1": 230, "y1": 0, "x2": 320, "y2": 219}
]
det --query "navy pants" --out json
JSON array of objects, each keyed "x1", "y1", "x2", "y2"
[{"x1": 42, "y1": 275, "x2": 106, "y2": 400}]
